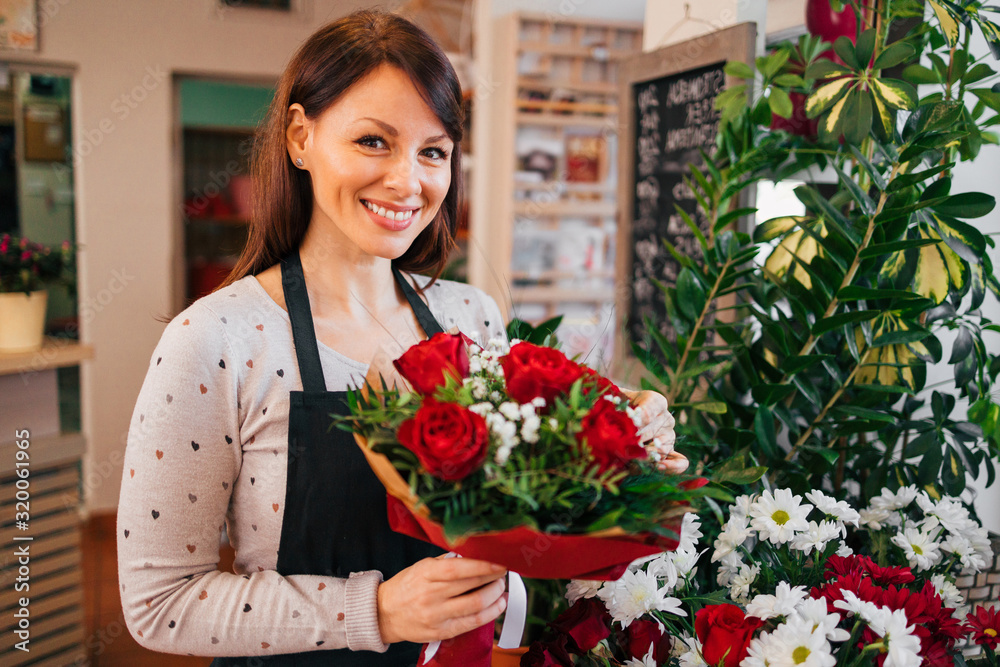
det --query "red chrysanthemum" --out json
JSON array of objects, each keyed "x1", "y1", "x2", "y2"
[{"x1": 965, "y1": 601, "x2": 1000, "y2": 651}]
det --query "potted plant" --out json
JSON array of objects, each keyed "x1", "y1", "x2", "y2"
[{"x1": 0, "y1": 234, "x2": 75, "y2": 352}]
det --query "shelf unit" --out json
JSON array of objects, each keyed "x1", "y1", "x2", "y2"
[
  {"x1": 181, "y1": 126, "x2": 253, "y2": 304},
  {"x1": 480, "y1": 12, "x2": 643, "y2": 366}
]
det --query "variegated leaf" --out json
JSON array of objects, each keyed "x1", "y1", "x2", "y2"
[
  {"x1": 928, "y1": 0, "x2": 960, "y2": 46},
  {"x1": 806, "y1": 78, "x2": 854, "y2": 118},
  {"x1": 871, "y1": 78, "x2": 917, "y2": 111}
]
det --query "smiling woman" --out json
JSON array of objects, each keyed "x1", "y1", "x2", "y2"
[{"x1": 117, "y1": 9, "x2": 509, "y2": 667}]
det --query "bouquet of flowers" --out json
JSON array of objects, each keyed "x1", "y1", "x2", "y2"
[
  {"x1": 345, "y1": 332, "x2": 710, "y2": 580},
  {"x1": 525, "y1": 486, "x2": 999, "y2": 667},
  {"x1": 0, "y1": 234, "x2": 75, "y2": 294}
]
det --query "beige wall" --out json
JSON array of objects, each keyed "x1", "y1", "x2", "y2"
[{"x1": 7, "y1": 0, "x2": 373, "y2": 513}]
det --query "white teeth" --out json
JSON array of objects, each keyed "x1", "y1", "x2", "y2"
[{"x1": 363, "y1": 200, "x2": 415, "y2": 222}]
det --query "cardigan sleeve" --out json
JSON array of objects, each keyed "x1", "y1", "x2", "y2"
[{"x1": 117, "y1": 302, "x2": 387, "y2": 657}]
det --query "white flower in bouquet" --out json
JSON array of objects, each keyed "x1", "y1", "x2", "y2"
[
  {"x1": 870, "y1": 485, "x2": 918, "y2": 512},
  {"x1": 565, "y1": 579, "x2": 603, "y2": 604},
  {"x1": 804, "y1": 490, "x2": 860, "y2": 533},
  {"x1": 677, "y1": 635, "x2": 707, "y2": 667},
  {"x1": 732, "y1": 494, "x2": 754, "y2": 519},
  {"x1": 624, "y1": 647, "x2": 658, "y2": 667},
  {"x1": 767, "y1": 615, "x2": 836, "y2": 667},
  {"x1": 740, "y1": 631, "x2": 776, "y2": 667},
  {"x1": 930, "y1": 573, "x2": 965, "y2": 613},
  {"x1": 716, "y1": 551, "x2": 744, "y2": 588},
  {"x1": 598, "y1": 568, "x2": 686, "y2": 626},
  {"x1": 939, "y1": 532, "x2": 984, "y2": 572},
  {"x1": 729, "y1": 562, "x2": 761, "y2": 604},
  {"x1": 749, "y1": 489, "x2": 812, "y2": 544},
  {"x1": 712, "y1": 514, "x2": 752, "y2": 562},
  {"x1": 968, "y1": 528, "x2": 994, "y2": 572},
  {"x1": 795, "y1": 596, "x2": 850, "y2": 642},
  {"x1": 868, "y1": 607, "x2": 921, "y2": 667},
  {"x1": 678, "y1": 513, "x2": 704, "y2": 554},
  {"x1": 671, "y1": 547, "x2": 704, "y2": 579},
  {"x1": 835, "y1": 542, "x2": 853, "y2": 557},
  {"x1": 891, "y1": 526, "x2": 942, "y2": 571},
  {"x1": 790, "y1": 520, "x2": 841, "y2": 555},
  {"x1": 924, "y1": 496, "x2": 974, "y2": 534},
  {"x1": 746, "y1": 582, "x2": 809, "y2": 621}
]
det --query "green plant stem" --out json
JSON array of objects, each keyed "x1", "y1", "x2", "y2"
[
  {"x1": 785, "y1": 345, "x2": 873, "y2": 462},
  {"x1": 667, "y1": 254, "x2": 733, "y2": 407}
]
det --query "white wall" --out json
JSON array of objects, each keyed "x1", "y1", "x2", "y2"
[{"x1": 8, "y1": 0, "x2": 374, "y2": 513}]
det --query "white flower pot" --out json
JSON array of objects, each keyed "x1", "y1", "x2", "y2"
[{"x1": 0, "y1": 290, "x2": 48, "y2": 353}]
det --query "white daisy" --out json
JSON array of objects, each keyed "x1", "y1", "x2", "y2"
[
  {"x1": 746, "y1": 582, "x2": 809, "y2": 621},
  {"x1": 790, "y1": 520, "x2": 841, "y2": 555},
  {"x1": 926, "y1": 497, "x2": 973, "y2": 534},
  {"x1": 858, "y1": 507, "x2": 893, "y2": 530},
  {"x1": 915, "y1": 491, "x2": 936, "y2": 513},
  {"x1": 565, "y1": 579, "x2": 603, "y2": 604},
  {"x1": 644, "y1": 553, "x2": 680, "y2": 592},
  {"x1": 939, "y1": 533, "x2": 983, "y2": 572},
  {"x1": 869, "y1": 486, "x2": 918, "y2": 512},
  {"x1": 767, "y1": 616, "x2": 836, "y2": 667},
  {"x1": 929, "y1": 574, "x2": 965, "y2": 612},
  {"x1": 672, "y1": 548, "x2": 703, "y2": 580},
  {"x1": 598, "y1": 568, "x2": 686, "y2": 626},
  {"x1": 833, "y1": 591, "x2": 882, "y2": 624},
  {"x1": 968, "y1": 526, "x2": 995, "y2": 574},
  {"x1": 730, "y1": 563, "x2": 761, "y2": 604},
  {"x1": 713, "y1": 515, "x2": 753, "y2": 562},
  {"x1": 805, "y1": 490, "x2": 860, "y2": 532},
  {"x1": 835, "y1": 543, "x2": 854, "y2": 557},
  {"x1": 868, "y1": 608, "x2": 921, "y2": 667},
  {"x1": 732, "y1": 494, "x2": 754, "y2": 519},
  {"x1": 795, "y1": 597, "x2": 850, "y2": 643},
  {"x1": 891, "y1": 526, "x2": 942, "y2": 571},
  {"x1": 749, "y1": 489, "x2": 813, "y2": 545}
]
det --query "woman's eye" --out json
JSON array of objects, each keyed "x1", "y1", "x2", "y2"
[
  {"x1": 356, "y1": 135, "x2": 386, "y2": 149},
  {"x1": 423, "y1": 147, "x2": 450, "y2": 161}
]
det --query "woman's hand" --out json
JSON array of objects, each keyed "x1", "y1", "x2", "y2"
[
  {"x1": 377, "y1": 556, "x2": 508, "y2": 644},
  {"x1": 621, "y1": 388, "x2": 689, "y2": 475}
]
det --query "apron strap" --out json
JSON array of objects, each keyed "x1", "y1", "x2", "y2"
[
  {"x1": 281, "y1": 251, "x2": 447, "y2": 392},
  {"x1": 280, "y1": 251, "x2": 327, "y2": 393},
  {"x1": 393, "y1": 266, "x2": 445, "y2": 337}
]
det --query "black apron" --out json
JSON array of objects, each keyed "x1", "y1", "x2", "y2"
[{"x1": 212, "y1": 251, "x2": 444, "y2": 666}]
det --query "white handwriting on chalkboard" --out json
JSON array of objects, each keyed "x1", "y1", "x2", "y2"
[
  {"x1": 637, "y1": 85, "x2": 659, "y2": 113},
  {"x1": 665, "y1": 121, "x2": 720, "y2": 152},
  {"x1": 664, "y1": 70, "x2": 726, "y2": 108}
]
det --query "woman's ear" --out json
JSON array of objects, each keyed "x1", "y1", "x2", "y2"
[{"x1": 286, "y1": 103, "x2": 311, "y2": 168}]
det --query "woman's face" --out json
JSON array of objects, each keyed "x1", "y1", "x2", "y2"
[{"x1": 289, "y1": 64, "x2": 454, "y2": 261}]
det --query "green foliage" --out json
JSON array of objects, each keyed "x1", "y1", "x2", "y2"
[{"x1": 639, "y1": 1, "x2": 1000, "y2": 512}]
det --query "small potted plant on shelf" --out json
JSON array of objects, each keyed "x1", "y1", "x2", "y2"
[{"x1": 0, "y1": 234, "x2": 75, "y2": 353}]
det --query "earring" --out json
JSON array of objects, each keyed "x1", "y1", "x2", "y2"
[{"x1": 295, "y1": 158, "x2": 304, "y2": 167}]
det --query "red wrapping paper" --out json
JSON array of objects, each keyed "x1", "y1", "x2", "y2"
[{"x1": 386, "y1": 494, "x2": 681, "y2": 580}]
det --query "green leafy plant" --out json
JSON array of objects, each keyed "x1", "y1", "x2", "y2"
[{"x1": 637, "y1": 1, "x2": 1000, "y2": 512}]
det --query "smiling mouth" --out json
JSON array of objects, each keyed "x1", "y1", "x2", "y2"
[{"x1": 361, "y1": 199, "x2": 419, "y2": 222}]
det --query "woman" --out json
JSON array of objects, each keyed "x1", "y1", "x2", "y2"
[{"x1": 118, "y1": 9, "x2": 684, "y2": 665}]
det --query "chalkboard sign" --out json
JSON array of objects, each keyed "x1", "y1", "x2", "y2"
[{"x1": 614, "y1": 23, "x2": 756, "y2": 380}]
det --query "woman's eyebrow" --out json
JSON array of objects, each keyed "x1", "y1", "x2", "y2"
[{"x1": 357, "y1": 116, "x2": 449, "y2": 144}]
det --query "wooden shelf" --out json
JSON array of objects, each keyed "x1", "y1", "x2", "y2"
[
  {"x1": 516, "y1": 112, "x2": 615, "y2": 129},
  {"x1": 517, "y1": 42, "x2": 636, "y2": 61},
  {"x1": 511, "y1": 269, "x2": 615, "y2": 281},
  {"x1": 514, "y1": 199, "x2": 617, "y2": 217},
  {"x1": 511, "y1": 286, "x2": 615, "y2": 303},
  {"x1": 514, "y1": 181, "x2": 616, "y2": 195},
  {"x1": 0, "y1": 339, "x2": 93, "y2": 376},
  {"x1": 517, "y1": 99, "x2": 618, "y2": 114},
  {"x1": 518, "y1": 78, "x2": 620, "y2": 96}
]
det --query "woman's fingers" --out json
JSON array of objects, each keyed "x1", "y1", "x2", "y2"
[{"x1": 657, "y1": 450, "x2": 690, "y2": 474}]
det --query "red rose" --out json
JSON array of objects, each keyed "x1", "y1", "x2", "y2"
[
  {"x1": 397, "y1": 400, "x2": 488, "y2": 481},
  {"x1": 695, "y1": 604, "x2": 764, "y2": 667},
  {"x1": 548, "y1": 597, "x2": 611, "y2": 654},
  {"x1": 626, "y1": 618, "x2": 672, "y2": 663},
  {"x1": 499, "y1": 342, "x2": 584, "y2": 406},
  {"x1": 578, "y1": 364, "x2": 624, "y2": 399},
  {"x1": 393, "y1": 332, "x2": 470, "y2": 396},
  {"x1": 575, "y1": 398, "x2": 645, "y2": 472},
  {"x1": 521, "y1": 634, "x2": 574, "y2": 667}
]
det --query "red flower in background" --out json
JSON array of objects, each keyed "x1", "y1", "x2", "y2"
[
  {"x1": 965, "y1": 600, "x2": 1000, "y2": 651},
  {"x1": 499, "y1": 342, "x2": 584, "y2": 406},
  {"x1": 398, "y1": 399, "x2": 488, "y2": 481},
  {"x1": 626, "y1": 618, "x2": 672, "y2": 663},
  {"x1": 521, "y1": 634, "x2": 574, "y2": 667},
  {"x1": 575, "y1": 398, "x2": 646, "y2": 472},
  {"x1": 695, "y1": 604, "x2": 764, "y2": 667},
  {"x1": 548, "y1": 597, "x2": 611, "y2": 654},
  {"x1": 393, "y1": 332, "x2": 470, "y2": 395}
]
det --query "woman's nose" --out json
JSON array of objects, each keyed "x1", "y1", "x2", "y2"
[{"x1": 383, "y1": 152, "x2": 421, "y2": 196}]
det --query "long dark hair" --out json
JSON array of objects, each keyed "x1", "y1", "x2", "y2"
[{"x1": 221, "y1": 9, "x2": 463, "y2": 289}]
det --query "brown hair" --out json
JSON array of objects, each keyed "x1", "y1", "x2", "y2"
[{"x1": 221, "y1": 8, "x2": 463, "y2": 289}]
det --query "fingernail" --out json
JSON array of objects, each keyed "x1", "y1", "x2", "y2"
[{"x1": 491, "y1": 563, "x2": 505, "y2": 572}]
